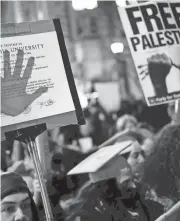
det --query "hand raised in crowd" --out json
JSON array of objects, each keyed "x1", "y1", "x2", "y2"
[
  {"x1": 1, "y1": 49, "x2": 48, "y2": 117},
  {"x1": 33, "y1": 178, "x2": 42, "y2": 193},
  {"x1": 138, "y1": 53, "x2": 172, "y2": 81},
  {"x1": 33, "y1": 176, "x2": 47, "y2": 206}
]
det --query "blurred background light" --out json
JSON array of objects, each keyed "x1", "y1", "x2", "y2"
[
  {"x1": 72, "y1": 0, "x2": 85, "y2": 11},
  {"x1": 115, "y1": 0, "x2": 127, "y2": 7},
  {"x1": 78, "y1": 90, "x2": 88, "y2": 109},
  {"x1": 85, "y1": 0, "x2": 98, "y2": 10},
  {"x1": 111, "y1": 42, "x2": 124, "y2": 54},
  {"x1": 72, "y1": 0, "x2": 98, "y2": 11},
  {"x1": 37, "y1": 11, "x2": 44, "y2": 20}
]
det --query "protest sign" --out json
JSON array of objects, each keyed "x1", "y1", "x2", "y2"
[
  {"x1": 118, "y1": 1, "x2": 180, "y2": 106},
  {"x1": 68, "y1": 141, "x2": 132, "y2": 183},
  {"x1": 68, "y1": 141, "x2": 132, "y2": 175},
  {"x1": 94, "y1": 82, "x2": 121, "y2": 112},
  {"x1": 1, "y1": 19, "x2": 85, "y2": 136}
]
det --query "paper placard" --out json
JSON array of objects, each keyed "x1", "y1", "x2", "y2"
[
  {"x1": 118, "y1": 1, "x2": 180, "y2": 106},
  {"x1": 68, "y1": 141, "x2": 132, "y2": 175},
  {"x1": 1, "y1": 19, "x2": 85, "y2": 135},
  {"x1": 89, "y1": 154, "x2": 130, "y2": 183}
]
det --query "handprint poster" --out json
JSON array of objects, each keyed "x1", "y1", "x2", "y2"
[
  {"x1": 1, "y1": 20, "x2": 85, "y2": 132},
  {"x1": 118, "y1": 1, "x2": 180, "y2": 106}
]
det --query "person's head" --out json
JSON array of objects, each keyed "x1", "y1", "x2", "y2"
[
  {"x1": 116, "y1": 134, "x2": 146, "y2": 178},
  {"x1": 126, "y1": 141, "x2": 145, "y2": 168},
  {"x1": 116, "y1": 115, "x2": 137, "y2": 132},
  {"x1": 143, "y1": 125, "x2": 180, "y2": 200},
  {"x1": 116, "y1": 134, "x2": 147, "y2": 183},
  {"x1": 1, "y1": 172, "x2": 39, "y2": 221},
  {"x1": 51, "y1": 152, "x2": 65, "y2": 175},
  {"x1": 141, "y1": 138, "x2": 155, "y2": 158},
  {"x1": 114, "y1": 166, "x2": 136, "y2": 198}
]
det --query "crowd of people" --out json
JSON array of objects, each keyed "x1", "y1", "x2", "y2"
[{"x1": 1, "y1": 94, "x2": 180, "y2": 221}]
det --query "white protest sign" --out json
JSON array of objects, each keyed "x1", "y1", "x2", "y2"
[
  {"x1": 1, "y1": 32, "x2": 74, "y2": 126},
  {"x1": 1, "y1": 20, "x2": 85, "y2": 135},
  {"x1": 67, "y1": 141, "x2": 132, "y2": 175},
  {"x1": 118, "y1": 1, "x2": 180, "y2": 106}
]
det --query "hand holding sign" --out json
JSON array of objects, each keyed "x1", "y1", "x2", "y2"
[{"x1": 1, "y1": 50, "x2": 48, "y2": 117}]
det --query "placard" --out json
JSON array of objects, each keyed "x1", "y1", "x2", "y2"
[
  {"x1": 118, "y1": 1, "x2": 180, "y2": 106},
  {"x1": 68, "y1": 141, "x2": 132, "y2": 175},
  {"x1": 1, "y1": 19, "x2": 85, "y2": 136}
]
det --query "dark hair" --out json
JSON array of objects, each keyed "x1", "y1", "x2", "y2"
[
  {"x1": 65, "y1": 178, "x2": 118, "y2": 220},
  {"x1": 142, "y1": 125, "x2": 180, "y2": 200},
  {"x1": 29, "y1": 193, "x2": 40, "y2": 221}
]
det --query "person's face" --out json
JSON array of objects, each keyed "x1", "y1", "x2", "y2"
[
  {"x1": 125, "y1": 121, "x2": 136, "y2": 130},
  {"x1": 141, "y1": 138, "x2": 154, "y2": 157},
  {"x1": 115, "y1": 176, "x2": 137, "y2": 198},
  {"x1": 127, "y1": 141, "x2": 146, "y2": 175},
  {"x1": 1, "y1": 192, "x2": 32, "y2": 221}
]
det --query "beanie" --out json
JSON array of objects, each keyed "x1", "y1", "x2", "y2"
[{"x1": 1, "y1": 172, "x2": 30, "y2": 199}]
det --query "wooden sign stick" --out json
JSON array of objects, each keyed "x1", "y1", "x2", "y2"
[
  {"x1": 155, "y1": 201, "x2": 180, "y2": 221},
  {"x1": 5, "y1": 124, "x2": 54, "y2": 221}
]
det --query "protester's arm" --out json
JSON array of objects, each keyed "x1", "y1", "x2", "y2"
[
  {"x1": 138, "y1": 53, "x2": 180, "y2": 81},
  {"x1": 172, "y1": 62, "x2": 180, "y2": 70},
  {"x1": 33, "y1": 178, "x2": 42, "y2": 206}
]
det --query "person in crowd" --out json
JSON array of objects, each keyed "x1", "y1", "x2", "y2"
[
  {"x1": 121, "y1": 141, "x2": 146, "y2": 180},
  {"x1": 117, "y1": 100, "x2": 135, "y2": 118},
  {"x1": 142, "y1": 124, "x2": 180, "y2": 214},
  {"x1": 1, "y1": 172, "x2": 39, "y2": 221},
  {"x1": 7, "y1": 160, "x2": 34, "y2": 194},
  {"x1": 134, "y1": 124, "x2": 155, "y2": 158},
  {"x1": 65, "y1": 156, "x2": 150, "y2": 221},
  {"x1": 167, "y1": 101, "x2": 176, "y2": 125},
  {"x1": 115, "y1": 132, "x2": 166, "y2": 220},
  {"x1": 141, "y1": 138, "x2": 155, "y2": 158},
  {"x1": 139, "y1": 104, "x2": 171, "y2": 132},
  {"x1": 116, "y1": 115, "x2": 138, "y2": 132},
  {"x1": 115, "y1": 130, "x2": 154, "y2": 180}
]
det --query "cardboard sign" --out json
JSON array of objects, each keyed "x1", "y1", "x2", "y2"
[
  {"x1": 1, "y1": 19, "x2": 85, "y2": 136},
  {"x1": 89, "y1": 154, "x2": 130, "y2": 183},
  {"x1": 118, "y1": 1, "x2": 180, "y2": 106},
  {"x1": 94, "y1": 82, "x2": 121, "y2": 113},
  {"x1": 67, "y1": 141, "x2": 132, "y2": 175}
]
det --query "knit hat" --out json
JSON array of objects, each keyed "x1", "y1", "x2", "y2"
[{"x1": 1, "y1": 172, "x2": 30, "y2": 199}]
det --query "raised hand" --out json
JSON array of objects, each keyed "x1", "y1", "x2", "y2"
[
  {"x1": 138, "y1": 53, "x2": 172, "y2": 97},
  {"x1": 138, "y1": 53, "x2": 172, "y2": 81},
  {"x1": 1, "y1": 50, "x2": 48, "y2": 117}
]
